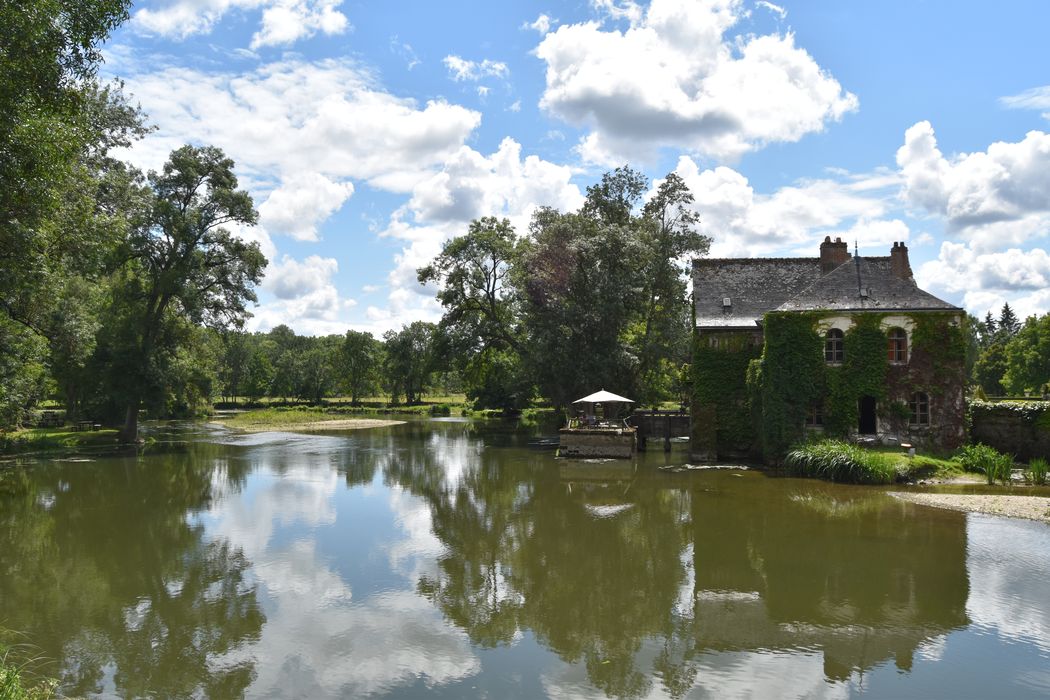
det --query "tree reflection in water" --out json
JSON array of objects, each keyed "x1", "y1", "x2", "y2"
[
  {"x1": 0, "y1": 442, "x2": 264, "y2": 698},
  {"x1": 380, "y1": 422, "x2": 969, "y2": 700}
]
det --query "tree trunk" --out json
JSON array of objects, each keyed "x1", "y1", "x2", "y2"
[{"x1": 119, "y1": 402, "x2": 139, "y2": 443}]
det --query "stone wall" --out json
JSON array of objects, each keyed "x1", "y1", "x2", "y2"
[
  {"x1": 559, "y1": 428, "x2": 636, "y2": 459},
  {"x1": 970, "y1": 401, "x2": 1050, "y2": 461}
]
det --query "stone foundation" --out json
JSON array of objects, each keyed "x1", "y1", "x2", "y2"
[{"x1": 559, "y1": 427, "x2": 636, "y2": 459}]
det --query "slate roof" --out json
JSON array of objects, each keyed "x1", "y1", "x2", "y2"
[
  {"x1": 777, "y1": 257, "x2": 959, "y2": 313},
  {"x1": 693, "y1": 258, "x2": 820, "y2": 328},
  {"x1": 693, "y1": 255, "x2": 959, "y2": 329}
]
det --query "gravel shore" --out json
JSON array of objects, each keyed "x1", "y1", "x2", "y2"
[
  {"x1": 890, "y1": 491, "x2": 1050, "y2": 524},
  {"x1": 225, "y1": 418, "x2": 405, "y2": 433}
]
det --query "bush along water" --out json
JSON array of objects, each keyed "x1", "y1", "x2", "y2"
[
  {"x1": 781, "y1": 439, "x2": 899, "y2": 484},
  {"x1": 1025, "y1": 458, "x2": 1049, "y2": 486},
  {"x1": 954, "y1": 443, "x2": 1014, "y2": 485}
]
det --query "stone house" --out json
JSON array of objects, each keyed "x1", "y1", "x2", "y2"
[{"x1": 691, "y1": 238, "x2": 967, "y2": 461}]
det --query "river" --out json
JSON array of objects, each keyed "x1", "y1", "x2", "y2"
[{"x1": 1, "y1": 418, "x2": 1048, "y2": 698}]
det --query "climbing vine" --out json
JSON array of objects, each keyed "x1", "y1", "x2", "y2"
[
  {"x1": 824, "y1": 314, "x2": 888, "y2": 436},
  {"x1": 748, "y1": 312, "x2": 824, "y2": 459},
  {"x1": 695, "y1": 311, "x2": 969, "y2": 461},
  {"x1": 692, "y1": 331, "x2": 762, "y2": 455}
]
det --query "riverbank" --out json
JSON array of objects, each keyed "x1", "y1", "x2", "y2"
[
  {"x1": 214, "y1": 409, "x2": 404, "y2": 433},
  {"x1": 890, "y1": 491, "x2": 1050, "y2": 524},
  {"x1": 0, "y1": 427, "x2": 120, "y2": 455}
]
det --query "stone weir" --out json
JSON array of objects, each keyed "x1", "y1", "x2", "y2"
[{"x1": 558, "y1": 425, "x2": 637, "y2": 459}]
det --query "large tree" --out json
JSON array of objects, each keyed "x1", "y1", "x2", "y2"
[
  {"x1": 111, "y1": 146, "x2": 266, "y2": 441},
  {"x1": 418, "y1": 217, "x2": 530, "y2": 409}
]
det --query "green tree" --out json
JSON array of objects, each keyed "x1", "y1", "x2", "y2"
[
  {"x1": 997, "y1": 302, "x2": 1020, "y2": 340},
  {"x1": 1002, "y1": 313, "x2": 1050, "y2": 395},
  {"x1": 632, "y1": 172, "x2": 710, "y2": 406},
  {"x1": 517, "y1": 207, "x2": 645, "y2": 407},
  {"x1": 110, "y1": 146, "x2": 266, "y2": 441},
  {"x1": 383, "y1": 321, "x2": 436, "y2": 404},
  {"x1": 338, "y1": 330, "x2": 380, "y2": 404},
  {"x1": 241, "y1": 347, "x2": 274, "y2": 404},
  {"x1": 418, "y1": 217, "x2": 530, "y2": 410}
]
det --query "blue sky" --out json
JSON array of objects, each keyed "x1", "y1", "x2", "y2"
[{"x1": 103, "y1": 0, "x2": 1050, "y2": 335}]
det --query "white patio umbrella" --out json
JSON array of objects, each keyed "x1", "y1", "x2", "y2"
[{"x1": 573, "y1": 390, "x2": 634, "y2": 404}]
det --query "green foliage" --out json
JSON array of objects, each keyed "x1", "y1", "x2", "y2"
[
  {"x1": 337, "y1": 330, "x2": 381, "y2": 404},
  {"x1": 781, "y1": 439, "x2": 899, "y2": 484},
  {"x1": 106, "y1": 145, "x2": 266, "y2": 440},
  {"x1": 954, "y1": 443, "x2": 1014, "y2": 485},
  {"x1": 0, "y1": 657, "x2": 57, "y2": 700},
  {"x1": 751, "y1": 313, "x2": 825, "y2": 458},
  {"x1": 383, "y1": 321, "x2": 438, "y2": 404},
  {"x1": 825, "y1": 315, "x2": 888, "y2": 436},
  {"x1": 419, "y1": 167, "x2": 707, "y2": 411},
  {"x1": 1002, "y1": 313, "x2": 1050, "y2": 395},
  {"x1": 1025, "y1": 458, "x2": 1049, "y2": 486},
  {"x1": 692, "y1": 332, "x2": 761, "y2": 454}
]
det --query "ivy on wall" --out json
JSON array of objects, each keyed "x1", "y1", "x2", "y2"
[
  {"x1": 692, "y1": 331, "x2": 761, "y2": 455},
  {"x1": 695, "y1": 310, "x2": 968, "y2": 461},
  {"x1": 825, "y1": 314, "x2": 888, "y2": 436},
  {"x1": 746, "y1": 313, "x2": 824, "y2": 459}
]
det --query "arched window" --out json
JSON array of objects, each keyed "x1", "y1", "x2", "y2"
[
  {"x1": 825, "y1": 328, "x2": 844, "y2": 362},
  {"x1": 887, "y1": 328, "x2": 908, "y2": 363},
  {"x1": 909, "y1": 392, "x2": 929, "y2": 425}
]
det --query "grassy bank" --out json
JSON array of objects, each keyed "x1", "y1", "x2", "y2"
[
  {"x1": 781, "y1": 439, "x2": 963, "y2": 485},
  {"x1": 0, "y1": 427, "x2": 120, "y2": 455}
]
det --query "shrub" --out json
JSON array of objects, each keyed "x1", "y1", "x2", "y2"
[
  {"x1": 1025, "y1": 458, "x2": 1049, "y2": 486},
  {"x1": 955, "y1": 443, "x2": 1014, "y2": 485},
  {"x1": 782, "y1": 439, "x2": 898, "y2": 484}
]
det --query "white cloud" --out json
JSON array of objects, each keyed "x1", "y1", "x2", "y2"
[
  {"x1": 132, "y1": 0, "x2": 349, "y2": 47},
  {"x1": 251, "y1": 0, "x2": 349, "y2": 49},
  {"x1": 671, "y1": 156, "x2": 891, "y2": 257},
  {"x1": 405, "y1": 137, "x2": 584, "y2": 229},
  {"x1": 917, "y1": 243, "x2": 1050, "y2": 317},
  {"x1": 999, "y1": 85, "x2": 1050, "y2": 111},
  {"x1": 756, "y1": 1, "x2": 787, "y2": 19},
  {"x1": 265, "y1": 255, "x2": 339, "y2": 300},
  {"x1": 522, "y1": 13, "x2": 554, "y2": 35},
  {"x1": 535, "y1": 0, "x2": 857, "y2": 163},
  {"x1": 591, "y1": 0, "x2": 644, "y2": 25},
  {"x1": 390, "y1": 35, "x2": 421, "y2": 70},
  {"x1": 253, "y1": 255, "x2": 357, "y2": 334},
  {"x1": 259, "y1": 173, "x2": 354, "y2": 241},
  {"x1": 119, "y1": 58, "x2": 481, "y2": 194},
  {"x1": 897, "y1": 121, "x2": 1050, "y2": 246},
  {"x1": 443, "y1": 55, "x2": 509, "y2": 82}
]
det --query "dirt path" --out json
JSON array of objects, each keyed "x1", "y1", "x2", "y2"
[{"x1": 890, "y1": 491, "x2": 1050, "y2": 524}]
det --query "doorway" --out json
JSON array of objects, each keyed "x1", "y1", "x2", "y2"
[{"x1": 858, "y1": 396, "x2": 877, "y2": 435}]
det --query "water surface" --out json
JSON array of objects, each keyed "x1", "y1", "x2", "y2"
[{"x1": 1, "y1": 420, "x2": 1048, "y2": 698}]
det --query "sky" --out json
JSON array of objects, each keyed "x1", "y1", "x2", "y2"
[{"x1": 102, "y1": 0, "x2": 1050, "y2": 336}]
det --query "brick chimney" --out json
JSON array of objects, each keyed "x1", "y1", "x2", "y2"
[
  {"x1": 819, "y1": 236, "x2": 850, "y2": 275},
  {"x1": 890, "y1": 241, "x2": 912, "y2": 280}
]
